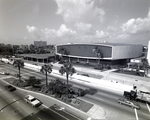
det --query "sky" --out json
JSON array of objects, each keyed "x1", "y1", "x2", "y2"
[{"x1": 0, "y1": 0, "x2": 150, "y2": 45}]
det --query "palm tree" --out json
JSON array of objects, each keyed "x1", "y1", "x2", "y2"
[
  {"x1": 93, "y1": 46, "x2": 103, "y2": 65},
  {"x1": 40, "y1": 64, "x2": 53, "y2": 87},
  {"x1": 13, "y1": 59, "x2": 24, "y2": 82},
  {"x1": 142, "y1": 58, "x2": 149, "y2": 77},
  {"x1": 59, "y1": 61, "x2": 76, "y2": 98}
]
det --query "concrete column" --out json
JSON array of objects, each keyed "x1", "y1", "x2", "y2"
[
  {"x1": 69, "y1": 57, "x2": 70, "y2": 62},
  {"x1": 77, "y1": 58, "x2": 79, "y2": 63}
]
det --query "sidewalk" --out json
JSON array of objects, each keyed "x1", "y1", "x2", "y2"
[
  {"x1": 0, "y1": 61, "x2": 106, "y2": 120},
  {"x1": 52, "y1": 62, "x2": 150, "y2": 93},
  {"x1": 23, "y1": 60, "x2": 150, "y2": 93}
]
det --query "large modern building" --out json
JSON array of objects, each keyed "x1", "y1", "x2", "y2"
[{"x1": 56, "y1": 43, "x2": 143, "y2": 65}]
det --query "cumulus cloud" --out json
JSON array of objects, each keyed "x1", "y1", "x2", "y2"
[
  {"x1": 107, "y1": 26, "x2": 117, "y2": 32},
  {"x1": 75, "y1": 22, "x2": 92, "y2": 33},
  {"x1": 122, "y1": 8, "x2": 150, "y2": 34},
  {"x1": 41, "y1": 24, "x2": 76, "y2": 39},
  {"x1": 55, "y1": 0, "x2": 105, "y2": 23},
  {"x1": 26, "y1": 25, "x2": 41, "y2": 39},
  {"x1": 95, "y1": 30, "x2": 109, "y2": 38}
]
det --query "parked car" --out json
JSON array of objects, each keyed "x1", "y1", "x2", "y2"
[
  {"x1": 118, "y1": 98, "x2": 141, "y2": 110},
  {"x1": 24, "y1": 95, "x2": 42, "y2": 107},
  {"x1": 77, "y1": 73, "x2": 90, "y2": 77},
  {"x1": 94, "y1": 65, "x2": 103, "y2": 70},
  {"x1": 5, "y1": 85, "x2": 16, "y2": 92},
  {"x1": 81, "y1": 74, "x2": 90, "y2": 77}
]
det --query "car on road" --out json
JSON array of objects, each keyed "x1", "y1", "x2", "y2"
[
  {"x1": 118, "y1": 98, "x2": 141, "y2": 110},
  {"x1": 24, "y1": 95, "x2": 42, "y2": 107},
  {"x1": 0, "y1": 71, "x2": 10, "y2": 75},
  {"x1": 77, "y1": 73, "x2": 90, "y2": 77},
  {"x1": 5, "y1": 85, "x2": 16, "y2": 92}
]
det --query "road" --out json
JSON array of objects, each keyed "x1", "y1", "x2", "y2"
[
  {"x1": 0, "y1": 72, "x2": 84, "y2": 119},
  {"x1": 1, "y1": 63, "x2": 150, "y2": 120}
]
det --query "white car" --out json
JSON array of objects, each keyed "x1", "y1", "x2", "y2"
[
  {"x1": 0, "y1": 71, "x2": 5, "y2": 75},
  {"x1": 118, "y1": 98, "x2": 141, "y2": 110},
  {"x1": 24, "y1": 95, "x2": 42, "y2": 107},
  {"x1": 0, "y1": 71, "x2": 10, "y2": 75}
]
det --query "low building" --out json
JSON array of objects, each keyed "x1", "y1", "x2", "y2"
[
  {"x1": 20, "y1": 45, "x2": 29, "y2": 50},
  {"x1": 18, "y1": 53, "x2": 55, "y2": 63}
]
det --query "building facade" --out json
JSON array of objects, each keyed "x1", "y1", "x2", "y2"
[
  {"x1": 56, "y1": 43, "x2": 143, "y2": 65},
  {"x1": 34, "y1": 41, "x2": 47, "y2": 48},
  {"x1": 147, "y1": 41, "x2": 150, "y2": 66}
]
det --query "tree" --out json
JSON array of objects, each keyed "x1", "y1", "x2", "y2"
[
  {"x1": 142, "y1": 58, "x2": 149, "y2": 77},
  {"x1": 93, "y1": 46, "x2": 103, "y2": 65},
  {"x1": 59, "y1": 47, "x2": 69, "y2": 55},
  {"x1": 13, "y1": 59, "x2": 24, "y2": 82},
  {"x1": 26, "y1": 76, "x2": 41, "y2": 87},
  {"x1": 59, "y1": 61, "x2": 76, "y2": 98},
  {"x1": 40, "y1": 64, "x2": 53, "y2": 87}
]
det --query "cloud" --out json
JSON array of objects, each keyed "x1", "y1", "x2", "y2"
[
  {"x1": 121, "y1": 8, "x2": 150, "y2": 34},
  {"x1": 26, "y1": 25, "x2": 41, "y2": 39},
  {"x1": 55, "y1": 0, "x2": 105, "y2": 23},
  {"x1": 95, "y1": 30, "x2": 109, "y2": 38},
  {"x1": 41, "y1": 24, "x2": 76, "y2": 39},
  {"x1": 107, "y1": 26, "x2": 117, "y2": 32},
  {"x1": 75, "y1": 22, "x2": 92, "y2": 33}
]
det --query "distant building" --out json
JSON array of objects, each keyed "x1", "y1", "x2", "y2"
[
  {"x1": 20, "y1": 45, "x2": 29, "y2": 50},
  {"x1": 56, "y1": 43, "x2": 143, "y2": 65},
  {"x1": 5, "y1": 44, "x2": 13, "y2": 48},
  {"x1": 34, "y1": 41, "x2": 47, "y2": 48},
  {"x1": 13, "y1": 45, "x2": 20, "y2": 49},
  {"x1": 0, "y1": 43, "x2": 4, "y2": 46}
]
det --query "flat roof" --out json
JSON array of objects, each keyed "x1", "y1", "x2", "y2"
[
  {"x1": 18, "y1": 53, "x2": 55, "y2": 59},
  {"x1": 56, "y1": 42, "x2": 143, "y2": 47}
]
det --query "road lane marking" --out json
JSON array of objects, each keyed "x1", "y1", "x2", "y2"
[
  {"x1": 146, "y1": 103, "x2": 150, "y2": 113},
  {"x1": 1, "y1": 80, "x2": 88, "y2": 119},
  {"x1": 37, "y1": 117, "x2": 42, "y2": 120},
  {"x1": 63, "y1": 110, "x2": 82, "y2": 120},
  {"x1": 42, "y1": 104, "x2": 49, "y2": 108},
  {"x1": 42, "y1": 104, "x2": 69, "y2": 120},
  {"x1": 134, "y1": 108, "x2": 139, "y2": 120},
  {"x1": 142, "y1": 112, "x2": 150, "y2": 117}
]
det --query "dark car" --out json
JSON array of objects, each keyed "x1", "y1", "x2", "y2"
[
  {"x1": 77, "y1": 73, "x2": 90, "y2": 77},
  {"x1": 81, "y1": 74, "x2": 90, "y2": 77},
  {"x1": 5, "y1": 85, "x2": 17, "y2": 92}
]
